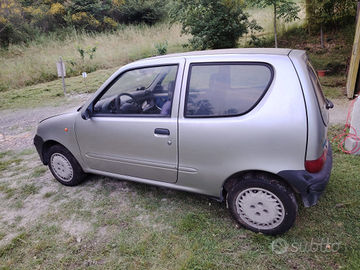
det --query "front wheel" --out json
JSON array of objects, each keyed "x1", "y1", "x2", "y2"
[
  {"x1": 227, "y1": 178, "x2": 298, "y2": 235},
  {"x1": 48, "y1": 145, "x2": 86, "y2": 186}
]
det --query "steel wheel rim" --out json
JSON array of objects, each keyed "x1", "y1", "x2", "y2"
[
  {"x1": 236, "y1": 187, "x2": 285, "y2": 230},
  {"x1": 50, "y1": 153, "x2": 73, "y2": 182}
]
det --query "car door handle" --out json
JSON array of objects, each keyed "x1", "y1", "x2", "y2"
[{"x1": 155, "y1": 128, "x2": 170, "y2": 135}]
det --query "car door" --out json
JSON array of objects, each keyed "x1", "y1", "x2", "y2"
[
  {"x1": 75, "y1": 60, "x2": 184, "y2": 183},
  {"x1": 177, "y1": 61, "x2": 276, "y2": 191}
]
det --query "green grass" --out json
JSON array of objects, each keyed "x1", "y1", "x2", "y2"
[
  {"x1": 319, "y1": 76, "x2": 347, "y2": 99},
  {"x1": 20, "y1": 184, "x2": 40, "y2": 197},
  {"x1": 0, "y1": 157, "x2": 23, "y2": 173},
  {"x1": 0, "y1": 184, "x2": 16, "y2": 199},
  {"x1": 0, "y1": 23, "x2": 189, "y2": 93},
  {"x1": 29, "y1": 167, "x2": 48, "y2": 179},
  {"x1": 0, "y1": 68, "x2": 116, "y2": 110}
]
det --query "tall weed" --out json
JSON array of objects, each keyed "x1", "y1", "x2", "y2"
[{"x1": 0, "y1": 23, "x2": 188, "y2": 92}]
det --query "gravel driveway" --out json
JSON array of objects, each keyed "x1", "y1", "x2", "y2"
[{"x1": 0, "y1": 94, "x2": 90, "y2": 152}]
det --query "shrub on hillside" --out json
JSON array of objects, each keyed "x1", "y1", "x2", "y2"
[
  {"x1": 0, "y1": 0, "x2": 170, "y2": 47},
  {"x1": 170, "y1": 0, "x2": 255, "y2": 50},
  {"x1": 113, "y1": 0, "x2": 167, "y2": 25},
  {"x1": 0, "y1": 0, "x2": 38, "y2": 47}
]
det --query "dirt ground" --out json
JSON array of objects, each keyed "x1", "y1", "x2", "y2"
[{"x1": 330, "y1": 98, "x2": 353, "y2": 125}]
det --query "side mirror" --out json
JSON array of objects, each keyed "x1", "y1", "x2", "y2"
[
  {"x1": 326, "y1": 98, "x2": 334, "y2": 110},
  {"x1": 81, "y1": 108, "x2": 91, "y2": 120}
]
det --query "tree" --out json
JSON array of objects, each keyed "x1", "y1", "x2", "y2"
[
  {"x1": 250, "y1": 0, "x2": 300, "y2": 48},
  {"x1": 306, "y1": 0, "x2": 356, "y2": 43},
  {"x1": 170, "y1": 0, "x2": 255, "y2": 50},
  {"x1": 305, "y1": 0, "x2": 357, "y2": 48}
]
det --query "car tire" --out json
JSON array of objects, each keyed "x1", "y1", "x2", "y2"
[
  {"x1": 48, "y1": 145, "x2": 86, "y2": 186},
  {"x1": 227, "y1": 176, "x2": 298, "y2": 236}
]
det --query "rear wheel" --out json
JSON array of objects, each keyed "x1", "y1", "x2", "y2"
[
  {"x1": 227, "y1": 177, "x2": 297, "y2": 235},
  {"x1": 48, "y1": 145, "x2": 86, "y2": 186}
]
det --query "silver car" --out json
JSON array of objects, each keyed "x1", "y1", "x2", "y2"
[{"x1": 34, "y1": 48, "x2": 333, "y2": 235}]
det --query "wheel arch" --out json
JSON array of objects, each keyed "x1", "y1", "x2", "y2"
[
  {"x1": 221, "y1": 170, "x2": 298, "y2": 200},
  {"x1": 42, "y1": 140, "x2": 69, "y2": 165},
  {"x1": 225, "y1": 171, "x2": 299, "y2": 235},
  {"x1": 46, "y1": 142, "x2": 87, "y2": 186}
]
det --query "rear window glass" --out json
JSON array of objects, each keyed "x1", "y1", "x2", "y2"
[
  {"x1": 307, "y1": 61, "x2": 327, "y2": 124},
  {"x1": 185, "y1": 63, "x2": 273, "y2": 117}
]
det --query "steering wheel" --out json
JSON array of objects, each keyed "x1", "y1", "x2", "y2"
[
  {"x1": 141, "y1": 91, "x2": 156, "y2": 113},
  {"x1": 115, "y1": 93, "x2": 141, "y2": 113}
]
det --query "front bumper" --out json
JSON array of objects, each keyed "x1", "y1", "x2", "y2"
[
  {"x1": 277, "y1": 143, "x2": 333, "y2": 207},
  {"x1": 34, "y1": 134, "x2": 46, "y2": 165}
]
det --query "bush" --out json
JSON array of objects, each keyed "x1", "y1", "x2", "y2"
[
  {"x1": 170, "y1": 0, "x2": 254, "y2": 50},
  {"x1": 154, "y1": 39, "x2": 168, "y2": 55},
  {"x1": 0, "y1": 0, "x2": 33, "y2": 47},
  {"x1": 64, "y1": 0, "x2": 106, "y2": 17},
  {"x1": 114, "y1": 0, "x2": 167, "y2": 25},
  {"x1": 71, "y1": 12, "x2": 101, "y2": 31}
]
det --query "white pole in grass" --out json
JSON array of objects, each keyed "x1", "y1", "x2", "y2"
[
  {"x1": 57, "y1": 57, "x2": 66, "y2": 96},
  {"x1": 82, "y1": 71, "x2": 88, "y2": 93}
]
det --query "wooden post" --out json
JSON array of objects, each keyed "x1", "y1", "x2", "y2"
[
  {"x1": 346, "y1": 16, "x2": 360, "y2": 98},
  {"x1": 57, "y1": 57, "x2": 66, "y2": 96},
  {"x1": 60, "y1": 57, "x2": 66, "y2": 96}
]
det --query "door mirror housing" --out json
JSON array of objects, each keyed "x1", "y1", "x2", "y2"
[{"x1": 81, "y1": 108, "x2": 91, "y2": 120}]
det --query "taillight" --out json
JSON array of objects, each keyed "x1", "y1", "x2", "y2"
[{"x1": 305, "y1": 148, "x2": 328, "y2": 173}]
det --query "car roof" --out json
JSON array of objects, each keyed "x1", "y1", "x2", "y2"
[{"x1": 139, "y1": 48, "x2": 296, "y2": 62}]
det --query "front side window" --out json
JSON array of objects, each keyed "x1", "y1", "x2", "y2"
[
  {"x1": 94, "y1": 65, "x2": 178, "y2": 116},
  {"x1": 185, "y1": 63, "x2": 273, "y2": 117}
]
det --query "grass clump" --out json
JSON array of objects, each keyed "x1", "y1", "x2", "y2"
[
  {"x1": 0, "y1": 184, "x2": 16, "y2": 199},
  {"x1": 30, "y1": 167, "x2": 47, "y2": 179},
  {"x1": 319, "y1": 76, "x2": 347, "y2": 99},
  {"x1": 0, "y1": 157, "x2": 23, "y2": 174},
  {"x1": 20, "y1": 184, "x2": 40, "y2": 197}
]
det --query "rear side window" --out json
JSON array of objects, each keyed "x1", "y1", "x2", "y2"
[{"x1": 185, "y1": 63, "x2": 273, "y2": 117}]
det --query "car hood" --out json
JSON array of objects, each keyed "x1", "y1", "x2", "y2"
[{"x1": 39, "y1": 106, "x2": 81, "y2": 123}]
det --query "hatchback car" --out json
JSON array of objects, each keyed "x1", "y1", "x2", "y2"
[{"x1": 34, "y1": 48, "x2": 333, "y2": 235}]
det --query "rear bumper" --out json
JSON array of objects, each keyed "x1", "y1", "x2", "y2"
[{"x1": 277, "y1": 144, "x2": 333, "y2": 207}]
